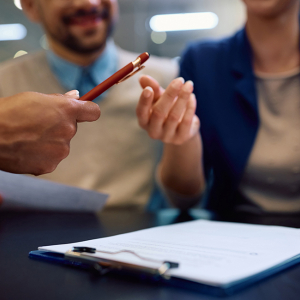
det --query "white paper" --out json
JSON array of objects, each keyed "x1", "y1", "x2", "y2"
[
  {"x1": 0, "y1": 171, "x2": 108, "y2": 212},
  {"x1": 40, "y1": 220, "x2": 300, "y2": 286}
]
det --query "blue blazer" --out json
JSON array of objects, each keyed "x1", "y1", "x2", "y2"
[{"x1": 180, "y1": 28, "x2": 259, "y2": 212}]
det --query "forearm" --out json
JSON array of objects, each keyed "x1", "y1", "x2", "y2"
[
  {"x1": 159, "y1": 132, "x2": 205, "y2": 196},
  {"x1": 137, "y1": 76, "x2": 204, "y2": 202}
]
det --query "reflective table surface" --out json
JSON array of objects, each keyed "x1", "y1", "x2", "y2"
[{"x1": 1, "y1": 209, "x2": 300, "y2": 300}]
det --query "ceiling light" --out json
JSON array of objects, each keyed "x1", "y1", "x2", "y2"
[
  {"x1": 0, "y1": 24, "x2": 27, "y2": 41},
  {"x1": 150, "y1": 12, "x2": 219, "y2": 32}
]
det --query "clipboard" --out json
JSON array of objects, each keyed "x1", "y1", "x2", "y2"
[
  {"x1": 29, "y1": 247, "x2": 300, "y2": 296},
  {"x1": 28, "y1": 220, "x2": 300, "y2": 296},
  {"x1": 28, "y1": 248, "x2": 230, "y2": 296}
]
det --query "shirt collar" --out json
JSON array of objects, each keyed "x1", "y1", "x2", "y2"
[{"x1": 46, "y1": 40, "x2": 118, "y2": 95}]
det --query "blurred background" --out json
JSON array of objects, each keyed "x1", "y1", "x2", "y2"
[{"x1": 0, "y1": 0, "x2": 246, "y2": 62}]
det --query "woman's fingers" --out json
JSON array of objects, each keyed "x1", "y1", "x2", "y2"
[
  {"x1": 148, "y1": 78, "x2": 185, "y2": 138},
  {"x1": 162, "y1": 81, "x2": 194, "y2": 142},
  {"x1": 136, "y1": 86, "x2": 155, "y2": 128},
  {"x1": 137, "y1": 77, "x2": 199, "y2": 145},
  {"x1": 139, "y1": 75, "x2": 164, "y2": 101},
  {"x1": 176, "y1": 93, "x2": 199, "y2": 143}
]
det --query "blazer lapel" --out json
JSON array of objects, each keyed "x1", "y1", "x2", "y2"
[{"x1": 231, "y1": 29, "x2": 258, "y2": 116}]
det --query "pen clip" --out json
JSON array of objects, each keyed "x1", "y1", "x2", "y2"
[{"x1": 116, "y1": 65, "x2": 145, "y2": 84}]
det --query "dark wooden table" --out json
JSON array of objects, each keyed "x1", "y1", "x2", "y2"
[{"x1": 1, "y1": 209, "x2": 300, "y2": 300}]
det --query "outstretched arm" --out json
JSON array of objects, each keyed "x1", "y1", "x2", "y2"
[{"x1": 137, "y1": 75, "x2": 205, "y2": 204}]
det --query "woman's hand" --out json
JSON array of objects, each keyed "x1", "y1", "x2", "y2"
[{"x1": 137, "y1": 75, "x2": 200, "y2": 145}]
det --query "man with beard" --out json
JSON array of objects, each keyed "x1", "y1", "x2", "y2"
[{"x1": 0, "y1": 0, "x2": 177, "y2": 210}]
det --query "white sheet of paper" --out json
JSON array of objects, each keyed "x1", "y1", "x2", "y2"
[
  {"x1": 40, "y1": 220, "x2": 300, "y2": 286},
  {"x1": 0, "y1": 171, "x2": 109, "y2": 212}
]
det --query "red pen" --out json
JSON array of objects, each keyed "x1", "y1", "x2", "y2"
[{"x1": 79, "y1": 52, "x2": 150, "y2": 101}]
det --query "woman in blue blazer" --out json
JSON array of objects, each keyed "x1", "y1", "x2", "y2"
[{"x1": 137, "y1": 0, "x2": 300, "y2": 215}]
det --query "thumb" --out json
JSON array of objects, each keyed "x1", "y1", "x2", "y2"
[
  {"x1": 139, "y1": 75, "x2": 164, "y2": 101},
  {"x1": 73, "y1": 100, "x2": 101, "y2": 122}
]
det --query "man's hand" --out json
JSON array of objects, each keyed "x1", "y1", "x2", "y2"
[
  {"x1": 137, "y1": 75, "x2": 200, "y2": 145},
  {"x1": 0, "y1": 90, "x2": 100, "y2": 175}
]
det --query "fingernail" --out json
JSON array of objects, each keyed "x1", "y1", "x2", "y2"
[
  {"x1": 186, "y1": 80, "x2": 194, "y2": 87},
  {"x1": 144, "y1": 86, "x2": 152, "y2": 98},
  {"x1": 173, "y1": 77, "x2": 185, "y2": 89},
  {"x1": 178, "y1": 77, "x2": 185, "y2": 84},
  {"x1": 65, "y1": 90, "x2": 79, "y2": 97}
]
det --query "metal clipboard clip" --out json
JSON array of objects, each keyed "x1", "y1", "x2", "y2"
[{"x1": 65, "y1": 246, "x2": 179, "y2": 279}]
